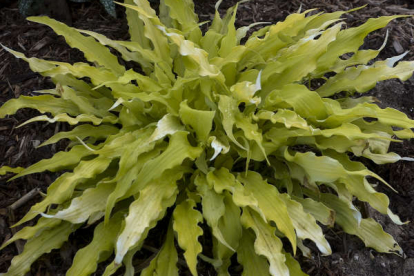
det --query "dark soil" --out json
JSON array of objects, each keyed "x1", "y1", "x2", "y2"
[{"x1": 1, "y1": 0, "x2": 414, "y2": 275}]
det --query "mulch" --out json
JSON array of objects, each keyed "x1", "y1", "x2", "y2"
[{"x1": 1, "y1": 0, "x2": 414, "y2": 275}]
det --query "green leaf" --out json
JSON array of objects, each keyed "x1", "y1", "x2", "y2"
[
  {"x1": 218, "y1": 95, "x2": 246, "y2": 149},
  {"x1": 261, "y1": 23, "x2": 342, "y2": 93},
  {"x1": 39, "y1": 124, "x2": 119, "y2": 147},
  {"x1": 218, "y1": 95, "x2": 267, "y2": 160},
  {"x1": 173, "y1": 198, "x2": 203, "y2": 276},
  {"x1": 179, "y1": 100, "x2": 215, "y2": 141},
  {"x1": 240, "y1": 207, "x2": 290, "y2": 276},
  {"x1": 282, "y1": 148, "x2": 382, "y2": 184},
  {"x1": 46, "y1": 62, "x2": 118, "y2": 86},
  {"x1": 18, "y1": 113, "x2": 118, "y2": 127},
  {"x1": 149, "y1": 114, "x2": 185, "y2": 141},
  {"x1": 284, "y1": 253, "x2": 308, "y2": 276},
  {"x1": 218, "y1": 3, "x2": 238, "y2": 58},
  {"x1": 229, "y1": 71, "x2": 261, "y2": 105},
  {"x1": 122, "y1": 246, "x2": 141, "y2": 276},
  {"x1": 241, "y1": 11, "x2": 317, "y2": 68},
  {"x1": 207, "y1": 168, "x2": 263, "y2": 218},
  {"x1": 0, "y1": 166, "x2": 24, "y2": 176},
  {"x1": 11, "y1": 145, "x2": 94, "y2": 180},
  {"x1": 43, "y1": 181, "x2": 114, "y2": 224},
  {"x1": 125, "y1": 131, "x2": 202, "y2": 196},
  {"x1": 124, "y1": 0, "x2": 151, "y2": 48},
  {"x1": 103, "y1": 131, "x2": 157, "y2": 222},
  {"x1": 141, "y1": 222, "x2": 179, "y2": 276},
  {"x1": 195, "y1": 175, "x2": 234, "y2": 251},
  {"x1": 200, "y1": 29, "x2": 223, "y2": 58},
  {"x1": 0, "y1": 42, "x2": 44, "y2": 72},
  {"x1": 317, "y1": 56, "x2": 414, "y2": 97},
  {"x1": 1, "y1": 217, "x2": 61, "y2": 250},
  {"x1": 102, "y1": 260, "x2": 121, "y2": 276},
  {"x1": 51, "y1": 71, "x2": 113, "y2": 99},
  {"x1": 237, "y1": 228, "x2": 270, "y2": 276},
  {"x1": 119, "y1": 1, "x2": 172, "y2": 65},
  {"x1": 238, "y1": 171, "x2": 297, "y2": 253},
  {"x1": 2, "y1": 221, "x2": 79, "y2": 276},
  {"x1": 60, "y1": 65, "x2": 117, "y2": 87},
  {"x1": 59, "y1": 85, "x2": 113, "y2": 118},
  {"x1": 321, "y1": 194, "x2": 402, "y2": 254},
  {"x1": 28, "y1": 16, "x2": 125, "y2": 75},
  {"x1": 316, "y1": 15, "x2": 408, "y2": 73},
  {"x1": 95, "y1": 69, "x2": 163, "y2": 92},
  {"x1": 163, "y1": 0, "x2": 201, "y2": 42},
  {"x1": 322, "y1": 150, "x2": 403, "y2": 225},
  {"x1": 292, "y1": 196, "x2": 335, "y2": 226},
  {"x1": 114, "y1": 173, "x2": 178, "y2": 264},
  {"x1": 320, "y1": 99, "x2": 414, "y2": 129},
  {"x1": 15, "y1": 156, "x2": 112, "y2": 226},
  {"x1": 0, "y1": 95, "x2": 79, "y2": 118},
  {"x1": 66, "y1": 212, "x2": 123, "y2": 276},
  {"x1": 279, "y1": 194, "x2": 331, "y2": 255},
  {"x1": 255, "y1": 110, "x2": 309, "y2": 130},
  {"x1": 212, "y1": 192, "x2": 242, "y2": 275},
  {"x1": 159, "y1": 25, "x2": 223, "y2": 79},
  {"x1": 265, "y1": 84, "x2": 327, "y2": 120},
  {"x1": 236, "y1": 22, "x2": 270, "y2": 43}
]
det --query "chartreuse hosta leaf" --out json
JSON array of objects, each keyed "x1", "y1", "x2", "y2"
[
  {"x1": 241, "y1": 207, "x2": 290, "y2": 276},
  {"x1": 2, "y1": 221, "x2": 80, "y2": 276},
  {"x1": 0, "y1": 166, "x2": 24, "y2": 176},
  {"x1": 66, "y1": 212, "x2": 124, "y2": 276},
  {"x1": 140, "y1": 222, "x2": 179, "y2": 276},
  {"x1": 196, "y1": 175, "x2": 233, "y2": 251},
  {"x1": 124, "y1": 0, "x2": 150, "y2": 48},
  {"x1": 212, "y1": 192, "x2": 243, "y2": 275},
  {"x1": 237, "y1": 228, "x2": 270, "y2": 276},
  {"x1": 39, "y1": 124, "x2": 120, "y2": 147},
  {"x1": 41, "y1": 181, "x2": 115, "y2": 224},
  {"x1": 0, "y1": 216, "x2": 62, "y2": 251},
  {"x1": 28, "y1": 16, "x2": 125, "y2": 75},
  {"x1": 115, "y1": 170, "x2": 179, "y2": 264},
  {"x1": 238, "y1": 171, "x2": 297, "y2": 252},
  {"x1": 321, "y1": 193, "x2": 403, "y2": 254},
  {"x1": 1, "y1": 0, "x2": 414, "y2": 275},
  {"x1": 173, "y1": 197, "x2": 203, "y2": 276},
  {"x1": 14, "y1": 156, "x2": 113, "y2": 226}
]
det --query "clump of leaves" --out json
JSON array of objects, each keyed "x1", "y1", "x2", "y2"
[
  {"x1": 1, "y1": 0, "x2": 414, "y2": 275},
  {"x1": 19, "y1": 0, "x2": 117, "y2": 17}
]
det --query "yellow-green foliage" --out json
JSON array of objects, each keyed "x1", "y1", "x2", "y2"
[{"x1": 1, "y1": 0, "x2": 414, "y2": 275}]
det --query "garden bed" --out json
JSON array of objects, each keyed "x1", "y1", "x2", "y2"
[{"x1": 1, "y1": 0, "x2": 414, "y2": 275}]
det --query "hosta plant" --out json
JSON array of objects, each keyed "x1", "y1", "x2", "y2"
[{"x1": 1, "y1": 0, "x2": 414, "y2": 275}]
